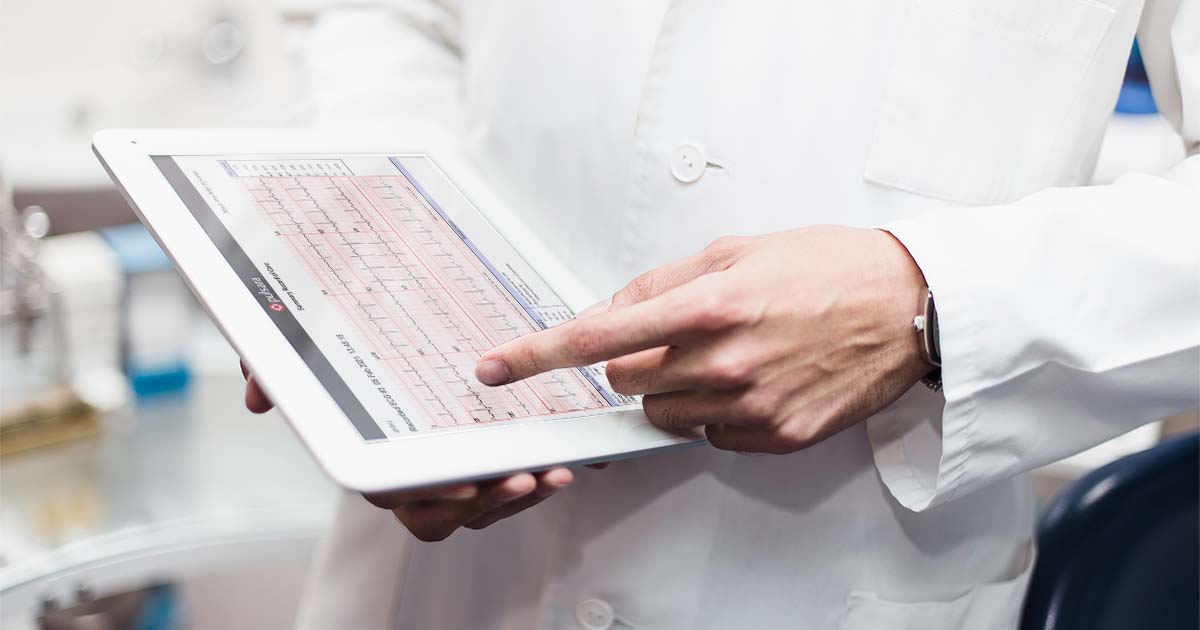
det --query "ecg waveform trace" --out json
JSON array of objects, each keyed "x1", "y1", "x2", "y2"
[{"x1": 240, "y1": 163, "x2": 612, "y2": 429}]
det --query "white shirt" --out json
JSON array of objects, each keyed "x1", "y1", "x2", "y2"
[{"x1": 295, "y1": 1, "x2": 1200, "y2": 628}]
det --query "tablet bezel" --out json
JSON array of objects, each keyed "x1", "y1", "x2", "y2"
[{"x1": 93, "y1": 128, "x2": 701, "y2": 493}]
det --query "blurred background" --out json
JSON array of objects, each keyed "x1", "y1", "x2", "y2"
[
  {"x1": 0, "y1": 1, "x2": 1195, "y2": 628},
  {"x1": 2, "y1": 2, "x2": 330, "y2": 628}
]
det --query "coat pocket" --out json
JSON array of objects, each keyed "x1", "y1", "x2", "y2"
[
  {"x1": 863, "y1": 0, "x2": 1115, "y2": 204},
  {"x1": 837, "y1": 544, "x2": 1036, "y2": 630}
]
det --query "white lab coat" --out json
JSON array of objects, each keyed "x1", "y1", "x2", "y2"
[{"x1": 294, "y1": 1, "x2": 1200, "y2": 629}]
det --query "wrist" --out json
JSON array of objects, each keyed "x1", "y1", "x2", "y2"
[
  {"x1": 913, "y1": 289, "x2": 943, "y2": 391},
  {"x1": 914, "y1": 289, "x2": 941, "y2": 368},
  {"x1": 873, "y1": 229, "x2": 935, "y2": 384}
]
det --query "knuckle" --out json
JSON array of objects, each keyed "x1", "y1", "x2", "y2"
[
  {"x1": 566, "y1": 325, "x2": 606, "y2": 362},
  {"x1": 622, "y1": 272, "x2": 659, "y2": 303},
  {"x1": 705, "y1": 235, "x2": 743, "y2": 255},
  {"x1": 777, "y1": 419, "x2": 822, "y2": 451},
  {"x1": 705, "y1": 353, "x2": 754, "y2": 388},
  {"x1": 688, "y1": 299, "x2": 728, "y2": 331},
  {"x1": 521, "y1": 345, "x2": 544, "y2": 375},
  {"x1": 687, "y1": 292, "x2": 749, "y2": 331},
  {"x1": 700, "y1": 236, "x2": 749, "y2": 268},
  {"x1": 604, "y1": 359, "x2": 642, "y2": 394},
  {"x1": 643, "y1": 396, "x2": 679, "y2": 428},
  {"x1": 737, "y1": 390, "x2": 778, "y2": 422}
]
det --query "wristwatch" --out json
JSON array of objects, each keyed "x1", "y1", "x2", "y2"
[{"x1": 912, "y1": 289, "x2": 943, "y2": 392}]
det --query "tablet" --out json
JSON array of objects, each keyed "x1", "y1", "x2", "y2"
[{"x1": 94, "y1": 129, "x2": 700, "y2": 493}]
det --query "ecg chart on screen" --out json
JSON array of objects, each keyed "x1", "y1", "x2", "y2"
[{"x1": 223, "y1": 158, "x2": 617, "y2": 429}]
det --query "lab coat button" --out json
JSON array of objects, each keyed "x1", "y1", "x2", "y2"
[
  {"x1": 576, "y1": 598, "x2": 616, "y2": 630},
  {"x1": 670, "y1": 144, "x2": 706, "y2": 183}
]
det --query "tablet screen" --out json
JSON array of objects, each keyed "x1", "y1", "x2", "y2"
[{"x1": 154, "y1": 154, "x2": 636, "y2": 442}]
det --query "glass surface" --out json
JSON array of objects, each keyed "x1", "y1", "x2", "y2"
[{"x1": 0, "y1": 374, "x2": 338, "y2": 586}]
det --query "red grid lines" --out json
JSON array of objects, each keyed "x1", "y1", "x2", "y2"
[{"x1": 244, "y1": 172, "x2": 609, "y2": 428}]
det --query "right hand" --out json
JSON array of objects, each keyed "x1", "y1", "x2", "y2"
[{"x1": 240, "y1": 361, "x2": 579, "y2": 542}]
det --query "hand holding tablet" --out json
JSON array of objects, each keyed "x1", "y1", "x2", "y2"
[{"x1": 241, "y1": 362, "x2": 577, "y2": 541}]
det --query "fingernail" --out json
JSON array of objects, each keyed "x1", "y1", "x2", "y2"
[
  {"x1": 576, "y1": 297, "x2": 612, "y2": 319},
  {"x1": 498, "y1": 475, "x2": 536, "y2": 501},
  {"x1": 475, "y1": 358, "x2": 510, "y2": 386},
  {"x1": 500, "y1": 484, "x2": 533, "y2": 501}
]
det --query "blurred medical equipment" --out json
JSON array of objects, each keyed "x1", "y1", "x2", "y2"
[
  {"x1": 0, "y1": 176, "x2": 100, "y2": 455},
  {"x1": 0, "y1": 374, "x2": 336, "y2": 630},
  {"x1": 98, "y1": 224, "x2": 194, "y2": 399},
  {"x1": 36, "y1": 582, "x2": 183, "y2": 630},
  {"x1": 1021, "y1": 432, "x2": 1200, "y2": 630},
  {"x1": 0, "y1": 4, "x2": 324, "y2": 628},
  {"x1": 0, "y1": 178, "x2": 197, "y2": 454}
]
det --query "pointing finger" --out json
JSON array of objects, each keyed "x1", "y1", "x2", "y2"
[
  {"x1": 605, "y1": 343, "x2": 755, "y2": 395},
  {"x1": 476, "y1": 273, "x2": 740, "y2": 385}
]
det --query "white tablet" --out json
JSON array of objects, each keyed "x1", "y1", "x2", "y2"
[{"x1": 93, "y1": 129, "x2": 700, "y2": 493}]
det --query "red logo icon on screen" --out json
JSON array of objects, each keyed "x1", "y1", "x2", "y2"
[{"x1": 269, "y1": 303, "x2": 284, "y2": 312}]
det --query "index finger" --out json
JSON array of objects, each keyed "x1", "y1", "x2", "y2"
[{"x1": 475, "y1": 273, "x2": 733, "y2": 385}]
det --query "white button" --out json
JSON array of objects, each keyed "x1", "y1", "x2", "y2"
[
  {"x1": 670, "y1": 144, "x2": 706, "y2": 183},
  {"x1": 575, "y1": 598, "x2": 616, "y2": 630}
]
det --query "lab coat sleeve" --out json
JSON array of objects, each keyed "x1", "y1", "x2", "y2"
[
  {"x1": 302, "y1": 0, "x2": 464, "y2": 131},
  {"x1": 869, "y1": 0, "x2": 1200, "y2": 512}
]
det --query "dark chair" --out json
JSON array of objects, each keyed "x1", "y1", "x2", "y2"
[{"x1": 1020, "y1": 431, "x2": 1199, "y2": 630}]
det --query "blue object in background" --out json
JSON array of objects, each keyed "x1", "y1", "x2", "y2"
[
  {"x1": 133, "y1": 583, "x2": 186, "y2": 630},
  {"x1": 98, "y1": 222, "x2": 173, "y2": 275},
  {"x1": 1115, "y1": 40, "x2": 1158, "y2": 115},
  {"x1": 126, "y1": 361, "x2": 192, "y2": 399},
  {"x1": 1020, "y1": 432, "x2": 1199, "y2": 630},
  {"x1": 99, "y1": 223, "x2": 193, "y2": 399}
]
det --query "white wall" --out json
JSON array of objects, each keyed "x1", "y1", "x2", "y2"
[{"x1": 1, "y1": 0, "x2": 310, "y2": 189}]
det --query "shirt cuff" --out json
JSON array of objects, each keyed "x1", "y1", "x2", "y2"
[{"x1": 867, "y1": 216, "x2": 987, "y2": 511}]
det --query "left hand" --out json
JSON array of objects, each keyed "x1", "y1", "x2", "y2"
[
  {"x1": 474, "y1": 226, "x2": 933, "y2": 454},
  {"x1": 240, "y1": 361, "x2": 583, "y2": 541}
]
